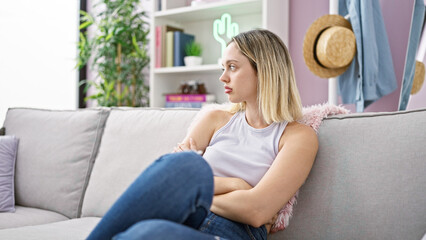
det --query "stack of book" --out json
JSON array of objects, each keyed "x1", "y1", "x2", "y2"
[
  {"x1": 155, "y1": 25, "x2": 195, "y2": 68},
  {"x1": 165, "y1": 94, "x2": 216, "y2": 108}
]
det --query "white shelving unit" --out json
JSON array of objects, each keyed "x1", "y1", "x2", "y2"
[
  {"x1": 149, "y1": 0, "x2": 289, "y2": 107},
  {"x1": 154, "y1": 64, "x2": 222, "y2": 74}
]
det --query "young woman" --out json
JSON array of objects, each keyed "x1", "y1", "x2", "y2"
[{"x1": 87, "y1": 29, "x2": 318, "y2": 240}]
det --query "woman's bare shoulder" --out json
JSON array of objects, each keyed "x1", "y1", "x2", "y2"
[
  {"x1": 189, "y1": 108, "x2": 234, "y2": 133},
  {"x1": 280, "y1": 121, "x2": 318, "y2": 149},
  {"x1": 203, "y1": 109, "x2": 234, "y2": 131},
  {"x1": 285, "y1": 121, "x2": 316, "y2": 133}
]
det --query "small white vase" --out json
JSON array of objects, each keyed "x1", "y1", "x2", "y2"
[{"x1": 184, "y1": 56, "x2": 203, "y2": 66}]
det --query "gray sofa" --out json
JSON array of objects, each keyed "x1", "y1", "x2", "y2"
[{"x1": 0, "y1": 107, "x2": 425, "y2": 240}]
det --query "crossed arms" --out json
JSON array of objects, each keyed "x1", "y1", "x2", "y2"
[{"x1": 174, "y1": 110, "x2": 318, "y2": 229}]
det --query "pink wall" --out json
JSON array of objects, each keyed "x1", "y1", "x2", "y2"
[{"x1": 289, "y1": 0, "x2": 425, "y2": 112}]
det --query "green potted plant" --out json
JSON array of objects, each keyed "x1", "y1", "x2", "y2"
[
  {"x1": 77, "y1": 0, "x2": 150, "y2": 107},
  {"x1": 184, "y1": 41, "x2": 203, "y2": 66}
]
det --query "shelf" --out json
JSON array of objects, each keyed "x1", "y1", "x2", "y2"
[
  {"x1": 150, "y1": 0, "x2": 288, "y2": 108},
  {"x1": 154, "y1": 0, "x2": 262, "y2": 22},
  {"x1": 154, "y1": 64, "x2": 222, "y2": 74}
]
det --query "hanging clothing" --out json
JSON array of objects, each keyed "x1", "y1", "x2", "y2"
[
  {"x1": 398, "y1": 0, "x2": 425, "y2": 110},
  {"x1": 338, "y1": 0, "x2": 397, "y2": 112}
]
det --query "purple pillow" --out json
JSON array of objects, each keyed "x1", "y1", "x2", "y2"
[{"x1": 0, "y1": 136, "x2": 19, "y2": 212}]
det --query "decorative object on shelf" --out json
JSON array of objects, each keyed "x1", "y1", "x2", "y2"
[
  {"x1": 303, "y1": 14, "x2": 356, "y2": 78},
  {"x1": 178, "y1": 80, "x2": 207, "y2": 94},
  {"x1": 184, "y1": 41, "x2": 203, "y2": 66},
  {"x1": 183, "y1": 56, "x2": 203, "y2": 67},
  {"x1": 213, "y1": 13, "x2": 239, "y2": 58},
  {"x1": 77, "y1": 0, "x2": 150, "y2": 107}
]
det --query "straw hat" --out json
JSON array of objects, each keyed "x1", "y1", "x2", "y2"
[
  {"x1": 303, "y1": 14, "x2": 356, "y2": 78},
  {"x1": 411, "y1": 60, "x2": 425, "y2": 94}
]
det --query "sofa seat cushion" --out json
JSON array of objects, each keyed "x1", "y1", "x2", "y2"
[
  {"x1": 0, "y1": 206, "x2": 69, "y2": 229},
  {"x1": 3, "y1": 108, "x2": 110, "y2": 219},
  {"x1": 0, "y1": 217, "x2": 100, "y2": 240},
  {"x1": 82, "y1": 108, "x2": 199, "y2": 217}
]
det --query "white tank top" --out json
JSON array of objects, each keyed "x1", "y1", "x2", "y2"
[{"x1": 203, "y1": 111, "x2": 288, "y2": 187}]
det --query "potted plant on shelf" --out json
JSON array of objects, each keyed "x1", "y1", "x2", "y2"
[
  {"x1": 77, "y1": 0, "x2": 150, "y2": 107},
  {"x1": 184, "y1": 41, "x2": 203, "y2": 66}
]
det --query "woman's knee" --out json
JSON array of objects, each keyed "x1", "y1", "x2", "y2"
[{"x1": 157, "y1": 151, "x2": 213, "y2": 180}]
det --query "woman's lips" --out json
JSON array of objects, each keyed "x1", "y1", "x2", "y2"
[{"x1": 224, "y1": 86, "x2": 233, "y2": 94}]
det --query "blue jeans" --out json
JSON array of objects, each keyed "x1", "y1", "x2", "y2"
[{"x1": 86, "y1": 151, "x2": 267, "y2": 240}]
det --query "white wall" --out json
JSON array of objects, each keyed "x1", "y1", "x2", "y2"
[{"x1": 0, "y1": 0, "x2": 80, "y2": 124}]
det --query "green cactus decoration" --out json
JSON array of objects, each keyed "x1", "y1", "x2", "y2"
[{"x1": 213, "y1": 13, "x2": 239, "y2": 58}]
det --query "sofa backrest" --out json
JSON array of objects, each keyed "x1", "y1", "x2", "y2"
[
  {"x1": 81, "y1": 108, "x2": 199, "y2": 217},
  {"x1": 3, "y1": 108, "x2": 109, "y2": 219},
  {"x1": 274, "y1": 108, "x2": 426, "y2": 240}
]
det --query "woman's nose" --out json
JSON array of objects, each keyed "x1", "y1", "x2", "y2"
[{"x1": 219, "y1": 71, "x2": 229, "y2": 83}]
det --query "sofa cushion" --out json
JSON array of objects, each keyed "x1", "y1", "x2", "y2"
[
  {"x1": 273, "y1": 108, "x2": 426, "y2": 240},
  {"x1": 3, "y1": 108, "x2": 110, "y2": 219},
  {"x1": 0, "y1": 206, "x2": 69, "y2": 229},
  {"x1": 81, "y1": 108, "x2": 199, "y2": 217},
  {"x1": 0, "y1": 217, "x2": 100, "y2": 240},
  {"x1": 0, "y1": 135, "x2": 19, "y2": 212}
]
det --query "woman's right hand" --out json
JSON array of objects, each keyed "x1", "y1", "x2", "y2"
[
  {"x1": 172, "y1": 140, "x2": 190, "y2": 153},
  {"x1": 173, "y1": 138, "x2": 203, "y2": 155}
]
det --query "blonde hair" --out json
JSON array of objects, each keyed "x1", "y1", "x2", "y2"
[{"x1": 228, "y1": 29, "x2": 303, "y2": 123}]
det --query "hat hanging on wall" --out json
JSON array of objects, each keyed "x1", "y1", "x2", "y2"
[
  {"x1": 411, "y1": 20, "x2": 426, "y2": 95},
  {"x1": 303, "y1": 14, "x2": 356, "y2": 78},
  {"x1": 411, "y1": 61, "x2": 425, "y2": 94}
]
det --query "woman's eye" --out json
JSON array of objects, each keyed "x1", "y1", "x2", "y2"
[{"x1": 229, "y1": 65, "x2": 236, "y2": 70}]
